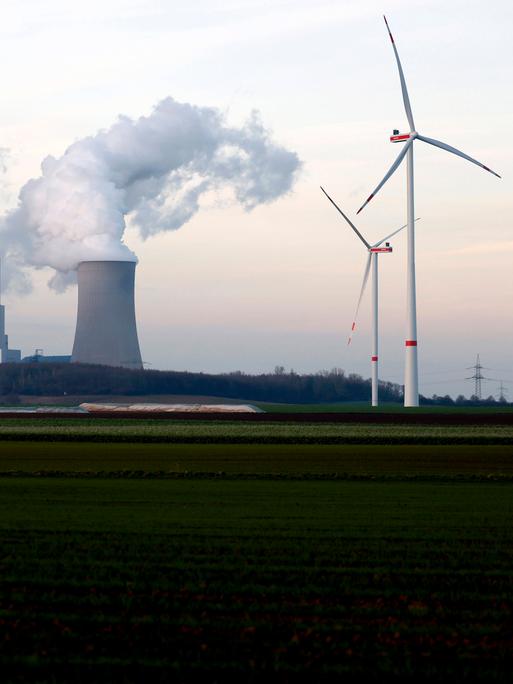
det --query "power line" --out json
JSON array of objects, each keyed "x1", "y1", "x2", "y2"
[{"x1": 421, "y1": 379, "x2": 466, "y2": 386}]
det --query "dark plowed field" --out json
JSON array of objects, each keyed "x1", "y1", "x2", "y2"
[{"x1": 2, "y1": 411, "x2": 513, "y2": 424}]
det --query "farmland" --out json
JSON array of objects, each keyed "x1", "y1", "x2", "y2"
[
  {"x1": 1, "y1": 441, "x2": 513, "y2": 479},
  {"x1": 0, "y1": 417, "x2": 513, "y2": 444},
  {"x1": 1, "y1": 416, "x2": 513, "y2": 681},
  {"x1": 258, "y1": 401, "x2": 513, "y2": 413}
]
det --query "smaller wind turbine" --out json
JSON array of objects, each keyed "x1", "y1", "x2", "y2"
[{"x1": 321, "y1": 186, "x2": 412, "y2": 407}]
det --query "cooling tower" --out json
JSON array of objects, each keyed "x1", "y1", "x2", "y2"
[{"x1": 71, "y1": 260, "x2": 143, "y2": 369}]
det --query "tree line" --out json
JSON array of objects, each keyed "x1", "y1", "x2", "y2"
[
  {"x1": 0, "y1": 363, "x2": 403, "y2": 403},
  {"x1": 0, "y1": 363, "x2": 507, "y2": 405}
]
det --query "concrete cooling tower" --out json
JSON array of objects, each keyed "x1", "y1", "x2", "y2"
[{"x1": 71, "y1": 260, "x2": 143, "y2": 369}]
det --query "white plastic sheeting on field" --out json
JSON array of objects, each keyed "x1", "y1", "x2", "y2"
[{"x1": 79, "y1": 403, "x2": 264, "y2": 413}]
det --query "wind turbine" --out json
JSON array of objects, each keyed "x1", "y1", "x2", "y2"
[
  {"x1": 356, "y1": 16, "x2": 501, "y2": 407},
  {"x1": 321, "y1": 186, "x2": 408, "y2": 407}
]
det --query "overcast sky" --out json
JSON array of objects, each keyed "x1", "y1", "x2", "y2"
[{"x1": 1, "y1": 0, "x2": 512, "y2": 399}]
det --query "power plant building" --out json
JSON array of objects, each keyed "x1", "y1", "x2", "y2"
[
  {"x1": 71, "y1": 260, "x2": 143, "y2": 370},
  {"x1": 0, "y1": 302, "x2": 21, "y2": 363}
]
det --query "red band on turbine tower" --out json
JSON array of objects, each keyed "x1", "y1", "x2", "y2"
[
  {"x1": 405, "y1": 340, "x2": 417, "y2": 347},
  {"x1": 371, "y1": 356, "x2": 378, "y2": 361}
]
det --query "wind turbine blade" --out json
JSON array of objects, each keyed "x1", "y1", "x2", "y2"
[
  {"x1": 417, "y1": 134, "x2": 501, "y2": 178},
  {"x1": 356, "y1": 137, "x2": 413, "y2": 214},
  {"x1": 348, "y1": 254, "x2": 372, "y2": 345},
  {"x1": 384, "y1": 16, "x2": 415, "y2": 131},
  {"x1": 373, "y1": 217, "x2": 420, "y2": 247},
  {"x1": 373, "y1": 223, "x2": 407, "y2": 247},
  {"x1": 320, "y1": 186, "x2": 370, "y2": 248}
]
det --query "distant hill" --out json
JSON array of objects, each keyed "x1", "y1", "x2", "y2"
[{"x1": 0, "y1": 363, "x2": 403, "y2": 404}]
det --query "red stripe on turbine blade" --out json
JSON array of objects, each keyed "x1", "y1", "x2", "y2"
[
  {"x1": 371, "y1": 356, "x2": 378, "y2": 361},
  {"x1": 357, "y1": 193, "x2": 374, "y2": 214},
  {"x1": 351, "y1": 322, "x2": 356, "y2": 331},
  {"x1": 405, "y1": 340, "x2": 417, "y2": 347},
  {"x1": 483, "y1": 165, "x2": 501, "y2": 178},
  {"x1": 383, "y1": 16, "x2": 394, "y2": 43}
]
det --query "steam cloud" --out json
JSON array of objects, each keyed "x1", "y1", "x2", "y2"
[{"x1": 1, "y1": 97, "x2": 301, "y2": 292}]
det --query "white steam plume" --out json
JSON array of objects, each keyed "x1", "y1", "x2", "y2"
[{"x1": 1, "y1": 97, "x2": 301, "y2": 292}]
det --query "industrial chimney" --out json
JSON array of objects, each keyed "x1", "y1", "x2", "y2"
[{"x1": 71, "y1": 261, "x2": 143, "y2": 369}]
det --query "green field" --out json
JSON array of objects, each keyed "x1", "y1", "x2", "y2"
[
  {"x1": 1, "y1": 421, "x2": 513, "y2": 681},
  {"x1": 257, "y1": 401, "x2": 513, "y2": 413},
  {"x1": 1, "y1": 477, "x2": 513, "y2": 681},
  {"x1": 0, "y1": 418, "x2": 512, "y2": 444}
]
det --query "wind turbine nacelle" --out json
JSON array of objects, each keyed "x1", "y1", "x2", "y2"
[
  {"x1": 390, "y1": 131, "x2": 411, "y2": 143},
  {"x1": 370, "y1": 244, "x2": 392, "y2": 253}
]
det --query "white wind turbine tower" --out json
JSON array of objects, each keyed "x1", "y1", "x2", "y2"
[
  {"x1": 321, "y1": 186, "x2": 409, "y2": 407},
  {"x1": 357, "y1": 16, "x2": 501, "y2": 407}
]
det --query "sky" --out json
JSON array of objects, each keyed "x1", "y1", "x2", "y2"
[{"x1": 0, "y1": 0, "x2": 512, "y2": 399}]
